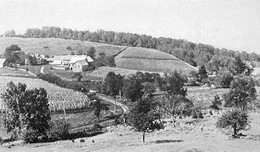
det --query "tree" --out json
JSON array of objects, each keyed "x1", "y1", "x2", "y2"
[
  {"x1": 87, "y1": 46, "x2": 96, "y2": 59},
  {"x1": 91, "y1": 97, "x2": 109, "y2": 120},
  {"x1": 4, "y1": 30, "x2": 16, "y2": 37},
  {"x1": 122, "y1": 75, "x2": 143, "y2": 102},
  {"x1": 4, "y1": 44, "x2": 24, "y2": 64},
  {"x1": 163, "y1": 71, "x2": 187, "y2": 97},
  {"x1": 223, "y1": 76, "x2": 256, "y2": 111},
  {"x1": 1, "y1": 82, "x2": 51, "y2": 141},
  {"x1": 214, "y1": 72, "x2": 234, "y2": 88},
  {"x1": 72, "y1": 72, "x2": 83, "y2": 81},
  {"x1": 102, "y1": 72, "x2": 123, "y2": 97},
  {"x1": 129, "y1": 95, "x2": 163, "y2": 142},
  {"x1": 217, "y1": 109, "x2": 249, "y2": 137},
  {"x1": 198, "y1": 65, "x2": 208, "y2": 81},
  {"x1": 228, "y1": 56, "x2": 247, "y2": 75}
]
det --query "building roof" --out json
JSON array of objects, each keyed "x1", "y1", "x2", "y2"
[
  {"x1": 0, "y1": 58, "x2": 6, "y2": 65},
  {"x1": 70, "y1": 55, "x2": 87, "y2": 64},
  {"x1": 86, "y1": 56, "x2": 94, "y2": 62},
  {"x1": 75, "y1": 60, "x2": 89, "y2": 66}
]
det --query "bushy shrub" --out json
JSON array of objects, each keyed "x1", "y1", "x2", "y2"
[
  {"x1": 191, "y1": 107, "x2": 203, "y2": 119},
  {"x1": 22, "y1": 129, "x2": 39, "y2": 143},
  {"x1": 47, "y1": 120, "x2": 71, "y2": 140},
  {"x1": 214, "y1": 72, "x2": 234, "y2": 88},
  {"x1": 210, "y1": 95, "x2": 222, "y2": 110}
]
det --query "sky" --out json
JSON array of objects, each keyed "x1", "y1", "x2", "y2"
[{"x1": 0, "y1": 0, "x2": 260, "y2": 53}]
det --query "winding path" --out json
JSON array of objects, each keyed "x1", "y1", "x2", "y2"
[{"x1": 97, "y1": 93, "x2": 129, "y2": 114}]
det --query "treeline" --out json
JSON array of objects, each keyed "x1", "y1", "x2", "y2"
[{"x1": 7, "y1": 26, "x2": 259, "y2": 72}]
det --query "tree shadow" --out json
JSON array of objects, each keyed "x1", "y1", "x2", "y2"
[{"x1": 152, "y1": 139, "x2": 184, "y2": 144}]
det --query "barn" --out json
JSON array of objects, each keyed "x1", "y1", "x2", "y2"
[{"x1": 0, "y1": 59, "x2": 8, "y2": 68}]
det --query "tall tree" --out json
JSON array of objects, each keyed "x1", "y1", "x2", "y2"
[
  {"x1": 1, "y1": 82, "x2": 51, "y2": 140},
  {"x1": 4, "y1": 44, "x2": 23, "y2": 64},
  {"x1": 87, "y1": 46, "x2": 96, "y2": 59}
]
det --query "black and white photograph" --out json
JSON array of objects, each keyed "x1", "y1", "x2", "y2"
[{"x1": 0, "y1": 0, "x2": 260, "y2": 151}]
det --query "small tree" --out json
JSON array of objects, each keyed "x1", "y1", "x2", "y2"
[
  {"x1": 198, "y1": 65, "x2": 208, "y2": 82},
  {"x1": 223, "y1": 76, "x2": 256, "y2": 111},
  {"x1": 216, "y1": 109, "x2": 249, "y2": 137},
  {"x1": 210, "y1": 95, "x2": 222, "y2": 110},
  {"x1": 129, "y1": 95, "x2": 163, "y2": 143}
]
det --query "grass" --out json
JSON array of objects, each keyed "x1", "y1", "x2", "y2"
[
  {"x1": 0, "y1": 67, "x2": 33, "y2": 78},
  {"x1": 0, "y1": 37, "x2": 123, "y2": 57}
]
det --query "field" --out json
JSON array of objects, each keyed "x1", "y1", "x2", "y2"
[
  {"x1": 0, "y1": 37, "x2": 123, "y2": 57},
  {"x1": 186, "y1": 86, "x2": 229, "y2": 108},
  {"x1": 120, "y1": 47, "x2": 179, "y2": 60},
  {"x1": 0, "y1": 67, "x2": 33, "y2": 78},
  {"x1": 115, "y1": 47, "x2": 197, "y2": 74},
  {"x1": 85, "y1": 66, "x2": 162, "y2": 79},
  {"x1": 0, "y1": 76, "x2": 91, "y2": 112}
]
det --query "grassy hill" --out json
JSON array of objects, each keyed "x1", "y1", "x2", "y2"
[
  {"x1": 0, "y1": 37, "x2": 123, "y2": 56},
  {"x1": 115, "y1": 47, "x2": 197, "y2": 74}
]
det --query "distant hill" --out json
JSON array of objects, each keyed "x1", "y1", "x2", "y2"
[
  {"x1": 0, "y1": 37, "x2": 123, "y2": 57},
  {"x1": 115, "y1": 47, "x2": 197, "y2": 74}
]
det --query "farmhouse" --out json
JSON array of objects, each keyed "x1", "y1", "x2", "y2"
[
  {"x1": 71, "y1": 60, "x2": 89, "y2": 72},
  {"x1": 0, "y1": 58, "x2": 8, "y2": 68},
  {"x1": 50, "y1": 55, "x2": 94, "y2": 71}
]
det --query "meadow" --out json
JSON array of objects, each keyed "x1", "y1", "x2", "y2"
[{"x1": 0, "y1": 37, "x2": 123, "y2": 57}]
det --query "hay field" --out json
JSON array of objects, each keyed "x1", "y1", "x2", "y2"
[
  {"x1": 0, "y1": 37, "x2": 123, "y2": 56},
  {"x1": 86, "y1": 66, "x2": 162, "y2": 79}
]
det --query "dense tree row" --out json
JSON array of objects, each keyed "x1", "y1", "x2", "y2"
[{"x1": 6, "y1": 26, "x2": 258, "y2": 71}]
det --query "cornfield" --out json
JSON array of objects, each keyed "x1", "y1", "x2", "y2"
[{"x1": 0, "y1": 76, "x2": 91, "y2": 112}]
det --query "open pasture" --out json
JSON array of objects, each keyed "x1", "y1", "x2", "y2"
[
  {"x1": 186, "y1": 86, "x2": 229, "y2": 107},
  {"x1": 0, "y1": 37, "x2": 123, "y2": 56}
]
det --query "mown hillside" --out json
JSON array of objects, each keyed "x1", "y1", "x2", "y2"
[
  {"x1": 0, "y1": 37, "x2": 123, "y2": 57},
  {"x1": 115, "y1": 47, "x2": 197, "y2": 74}
]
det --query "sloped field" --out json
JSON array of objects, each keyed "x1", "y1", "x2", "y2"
[
  {"x1": 115, "y1": 47, "x2": 197, "y2": 74},
  {"x1": 0, "y1": 37, "x2": 123, "y2": 56}
]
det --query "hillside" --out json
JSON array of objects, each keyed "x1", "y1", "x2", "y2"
[
  {"x1": 0, "y1": 37, "x2": 123, "y2": 56},
  {"x1": 115, "y1": 47, "x2": 197, "y2": 74}
]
